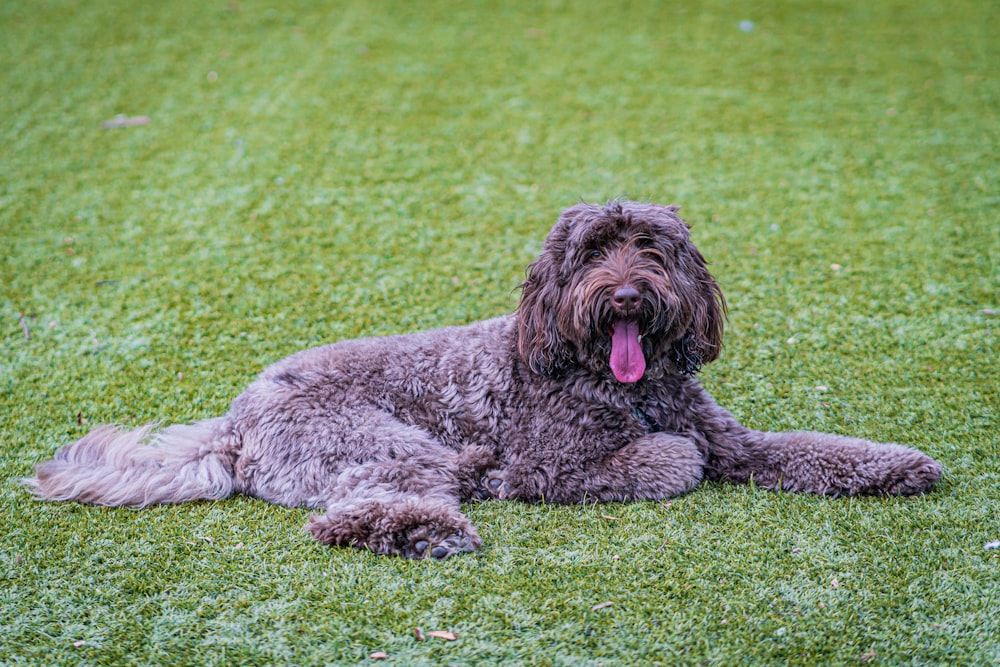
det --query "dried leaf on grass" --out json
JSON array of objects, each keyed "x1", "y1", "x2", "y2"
[
  {"x1": 591, "y1": 601, "x2": 614, "y2": 611},
  {"x1": 426, "y1": 630, "x2": 458, "y2": 641},
  {"x1": 369, "y1": 651, "x2": 389, "y2": 659},
  {"x1": 413, "y1": 627, "x2": 425, "y2": 641}
]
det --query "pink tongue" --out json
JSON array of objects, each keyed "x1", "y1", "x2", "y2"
[{"x1": 610, "y1": 320, "x2": 645, "y2": 383}]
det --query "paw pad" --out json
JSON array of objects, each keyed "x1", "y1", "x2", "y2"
[{"x1": 404, "y1": 530, "x2": 478, "y2": 560}]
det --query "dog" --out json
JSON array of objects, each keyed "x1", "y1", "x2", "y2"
[{"x1": 25, "y1": 201, "x2": 942, "y2": 559}]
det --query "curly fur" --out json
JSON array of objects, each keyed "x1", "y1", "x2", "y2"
[{"x1": 25, "y1": 201, "x2": 942, "y2": 559}]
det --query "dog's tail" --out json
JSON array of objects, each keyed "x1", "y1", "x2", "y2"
[{"x1": 23, "y1": 418, "x2": 237, "y2": 508}]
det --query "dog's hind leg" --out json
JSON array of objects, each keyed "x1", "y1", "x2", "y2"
[
  {"x1": 231, "y1": 393, "x2": 495, "y2": 557},
  {"x1": 303, "y1": 453, "x2": 485, "y2": 558},
  {"x1": 305, "y1": 484, "x2": 481, "y2": 559},
  {"x1": 302, "y1": 446, "x2": 491, "y2": 559}
]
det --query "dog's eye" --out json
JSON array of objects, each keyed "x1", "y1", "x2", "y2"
[{"x1": 590, "y1": 251, "x2": 602, "y2": 260}]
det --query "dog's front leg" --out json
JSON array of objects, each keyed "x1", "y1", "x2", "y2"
[
  {"x1": 483, "y1": 433, "x2": 704, "y2": 504},
  {"x1": 710, "y1": 430, "x2": 942, "y2": 496}
]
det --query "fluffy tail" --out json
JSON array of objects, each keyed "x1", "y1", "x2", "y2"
[{"x1": 24, "y1": 418, "x2": 237, "y2": 508}]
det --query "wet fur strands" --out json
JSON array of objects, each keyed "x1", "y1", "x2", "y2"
[{"x1": 26, "y1": 201, "x2": 943, "y2": 559}]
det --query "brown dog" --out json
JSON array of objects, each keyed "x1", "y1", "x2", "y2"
[{"x1": 26, "y1": 201, "x2": 942, "y2": 559}]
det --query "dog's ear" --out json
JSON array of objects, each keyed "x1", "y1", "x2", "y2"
[
  {"x1": 516, "y1": 213, "x2": 577, "y2": 375},
  {"x1": 517, "y1": 270, "x2": 568, "y2": 375},
  {"x1": 544, "y1": 203, "x2": 600, "y2": 281},
  {"x1": 670, "y1": 243, "x2": 727, "y2": 374},
  {"x1": 639, "y1": 203, "x2": 726, "y2": 374}
]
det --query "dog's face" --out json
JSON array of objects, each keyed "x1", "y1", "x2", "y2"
[{"x1": 517, "y1": 201, "x2": 726, "y2": 382}]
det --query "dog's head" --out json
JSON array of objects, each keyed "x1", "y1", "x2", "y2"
[{"x1": 517, "y1": 200, "x2": 726, "y2": 382}]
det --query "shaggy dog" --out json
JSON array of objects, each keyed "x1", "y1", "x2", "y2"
[{"x1": 26, "y1": 201, "x2": 942, "y2": 559}]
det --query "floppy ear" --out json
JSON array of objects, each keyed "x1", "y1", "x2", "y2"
[
  {"x1": 670, "y1": 244, "x2": 727, "y2": 374},
  {"x1": 543, "y1": 202, "x2": 602, "y2": 280},
  {"x1": 516, "y1": 264, "x2": 569, "y2": 375},
  {"x1": 516, "y1": 211, "x2": 581, "y2": 375}
]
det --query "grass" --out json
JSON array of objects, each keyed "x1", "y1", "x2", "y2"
[{"x1": 1, "y1": 0, "x2": 997, "y2": 664}]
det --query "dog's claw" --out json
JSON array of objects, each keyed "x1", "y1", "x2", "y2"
[
  {"x1": 413, "y1": 540, "x2": 429, "y2": 555},
  {"x1": 431, "y1": 546, "x2": 449, "y2": 559}
]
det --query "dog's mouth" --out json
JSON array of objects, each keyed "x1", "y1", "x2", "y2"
[{"x1": 608, "y1": 319, "x2": 645, "y2": 384}]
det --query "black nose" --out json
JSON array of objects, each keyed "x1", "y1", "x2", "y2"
[{"x1": 613, "y1": 286, "x2": 641, "y2": 311}]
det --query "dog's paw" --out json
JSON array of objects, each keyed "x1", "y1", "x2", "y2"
[
  {"x1": 885, "y1": 452, "x2": 943, "y2": 496},
  {"x1": 479, "y1": 469, "x2": 514, "y2": 500},
  {"x1": 456, "y1": 446, "x2": 501, "y2": 500},
  {"x1": 306, "y1": 497, "x2": 482, "y2": 558},
  {"x1": 402, "y1": 527, "x2": 479, "y2": 560}
]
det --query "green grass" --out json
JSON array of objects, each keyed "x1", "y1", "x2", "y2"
[{"x1": 2, "y1": 0, "x2": 997, "y2": 664}]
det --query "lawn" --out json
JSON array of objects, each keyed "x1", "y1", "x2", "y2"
[{"x1": 1, "y1": 0, "x2": 997, "y2": 664}]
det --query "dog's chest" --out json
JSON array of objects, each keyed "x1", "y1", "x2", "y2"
[{"x1": 505, "y1": 385, "x2": 653, "y2": 458}]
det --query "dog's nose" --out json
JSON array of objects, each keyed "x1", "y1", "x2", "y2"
[{"x1": 613, "y1": 286, "x2": 641, "y2": 311}]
